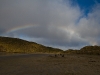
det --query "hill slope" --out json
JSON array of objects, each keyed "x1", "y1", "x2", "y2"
[
  {"x1": 0, "y1": 36, "x2": 63, "y2": 53},
  {"x1": 64, "y1": 46, "x2": 100, "y2": 55}
]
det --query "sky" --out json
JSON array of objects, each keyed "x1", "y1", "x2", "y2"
[{"x1": 0, "y1": 0, "x2": 100, "y2": 50}]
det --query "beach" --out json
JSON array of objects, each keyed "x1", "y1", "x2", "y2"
[{"x1": 0, "y1": 53, "x2": 100, "y2": 75}]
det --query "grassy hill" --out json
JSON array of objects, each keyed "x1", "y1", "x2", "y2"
[
  {"x1": 0, "y1": 36, "x2": 63, "y2": 53},
  {"x1": 0, "y1": 36, "x2": 100, "y2": 55},
  {"x1": 64, "y1": 46, "x2": 100, "y2": 55},
  {"x1": 79, "y1": 45, "x2": 100, "y2": 55}
]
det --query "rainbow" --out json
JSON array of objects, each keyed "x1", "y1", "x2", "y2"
[{"x1": 5, "y1": 24, "x2": 37, "y2": 34}]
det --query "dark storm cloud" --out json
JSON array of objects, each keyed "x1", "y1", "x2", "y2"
[{"x1": 0, "y1": 0, "x2": 100, "y2": 50}]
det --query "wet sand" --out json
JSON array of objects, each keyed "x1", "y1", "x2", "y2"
[{"x1": 0, "y1": 54, "x2": 100, "y2": 75}]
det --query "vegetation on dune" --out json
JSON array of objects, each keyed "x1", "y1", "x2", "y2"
[
  {"x1": 0, "y1": 36, "x2": 100, "y2": 55},
  {"x1": 79, "y1": 45, "x2": 100, "y2": 55},
  {"x1": 64, "y1": 46, "x2": 100, "y2": 55},
  {"x1": 0, "y1": 36, "x2": 62, "y2": 53}
]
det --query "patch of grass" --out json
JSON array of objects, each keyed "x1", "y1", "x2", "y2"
[
  {"x1": 63, "y1": 46, "x2": 100, "y2": 55},
  {"x1": 0, "y1": 36, "x2": 63, "y2": 53},
  {"x1": 0, "y1": 36, "x2": 100, "y2": 55}
]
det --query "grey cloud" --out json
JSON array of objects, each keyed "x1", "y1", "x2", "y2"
[
  {"x1": 75, "y1": 4, "x2": 100, "y2": 46},
  {"x1": 0, "y1": 0, "x2": 100, "y2": 50}
]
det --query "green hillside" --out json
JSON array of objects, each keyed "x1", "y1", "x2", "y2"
[
  {"x1": 79, "y1": 45, "x2": 100, "y2": 55},
  {"x1": 0, "y1": 36, "x2": 100, "y2": 55},
  {"x1": 0, "y1": 36, "x2": 63, "y2": 53},
  {"x1": 64, "y1": 46, "x2": 100, "y2": 55}
]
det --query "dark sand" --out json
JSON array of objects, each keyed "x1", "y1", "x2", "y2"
[{"x1": 0, "y1": 53, "x2": 100, "y2": 75}]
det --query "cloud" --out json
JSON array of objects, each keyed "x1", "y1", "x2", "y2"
[
  {"x1": 0, "y1": 0, "x2": 100, "y2": 50},
  {"x1": 75, "y1": 3, "x2": 100, "y2": 46}
]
